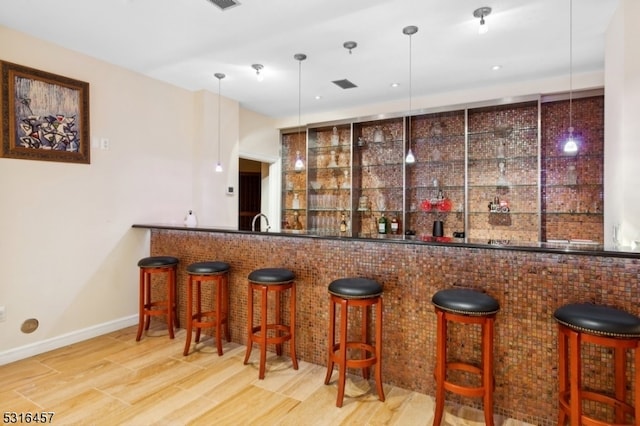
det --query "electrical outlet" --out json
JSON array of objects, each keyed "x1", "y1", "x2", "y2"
[
  {"x1": 100, "y1": 138, "x2": 110, "y2": 150},
  {"x1": 0, "y1": 306, "x2": 6, "y2": 322}
]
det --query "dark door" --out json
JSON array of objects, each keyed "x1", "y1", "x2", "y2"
[{"x1": 238, "y1": 172, "x2": 261, "y2": 230}]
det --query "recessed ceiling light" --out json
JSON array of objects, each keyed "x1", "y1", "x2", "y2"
[
  {"x1": 391, "y1": 83, "x2": 400, "y2": 88},
  {"x1": 492, "y1": 65, "x2": 502, "y2": 71},
  {"x1": 315, "y1": 95, "x2": 322, "y2": 100}
]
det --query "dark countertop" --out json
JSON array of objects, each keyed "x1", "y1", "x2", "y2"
[{"x1": 132, "y1": 223, "x2": 640, "y2": 259}]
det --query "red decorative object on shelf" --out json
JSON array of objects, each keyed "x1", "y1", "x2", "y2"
[{"x1": 421, "y1": 198, "x2": 452, "y2": 212}]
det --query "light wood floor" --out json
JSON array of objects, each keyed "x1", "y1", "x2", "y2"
[{"x1": 1, "y1": 324, "x2": 535, "y2": 425}]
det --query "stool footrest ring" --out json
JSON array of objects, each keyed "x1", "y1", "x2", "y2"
[
  {"x1": 329, "y1": 342, "x2": 378, "y2": 369},
  {"x1": 559, "y1": 390, "x2": 636, "y2": 426},
  {"x1": 249, "y1": 324, "x2": 293, "y2": 345}
]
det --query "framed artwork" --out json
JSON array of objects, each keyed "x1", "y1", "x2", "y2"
[{"x1": 0, "y1": 60, "x2": 90, "y2": 164}]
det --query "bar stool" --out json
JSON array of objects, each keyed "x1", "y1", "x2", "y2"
[
  {"x1": 243, "y1": 268, "x2": 298, "y2": 379},
  {"x1": 136, "y1": 256, "x2": 179, "y2": 341},
  {"x1": 431, "y1": 288, "x2": 500, "y2": 426},
  {"x1": 183, "y1": 261, "x2": 230, "y2": 356},
  {"x1": 324, "y1": 277, "x2": 384, "y2": 407},
  {"x1": 554, "y1": 303, "x2": 640, "y2": 426}
]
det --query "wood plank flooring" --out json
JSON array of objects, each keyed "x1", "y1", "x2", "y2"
[{"x1": 1, "y1": 325, "x2": 536, "y2": 425}]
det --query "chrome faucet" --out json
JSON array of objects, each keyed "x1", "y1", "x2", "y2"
[{"x1": 251, "y1": 213, "x2": 271, "y2": 232}]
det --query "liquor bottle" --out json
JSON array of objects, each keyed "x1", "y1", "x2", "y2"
[
  {"x1": 390, "y1": 215, "x2": 399, "y2": 234},
  {"x1": 339, "y1": 214, "x2": 347, "y2": 233},
  {"x1": 378, "y1": 214, "x2": 387, "y2": 234},
  {"x1": 293, "y1": 211, "x2": 303, "y2": 230},
  {"x1": 292, "y1": 193, "x2": 300, "y2": 210}
]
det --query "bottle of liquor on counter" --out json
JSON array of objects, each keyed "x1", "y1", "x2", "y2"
[
  {"x1": 390, "y1": 215, "x2": 399, "y2": 234},
  {"x1": 293, "y1": 211, "x2": 303, "y2": 230},
  {"x1": 378, "y1": 214, "x2": 388, "y2": 234},
  {"x1": 339, "y1": 214, "x2": 347, "y2": 233},
  {"x1": 292, "y1": 193, "x2": 300, "y2": 210}
]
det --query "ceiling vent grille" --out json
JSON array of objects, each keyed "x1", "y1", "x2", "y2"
[
  {"x1": 206, "y1": 0, "x2": 240, "y2": 11},
  {"x1": 332, "y1": 79, "x2": 357, "y2": 89}
]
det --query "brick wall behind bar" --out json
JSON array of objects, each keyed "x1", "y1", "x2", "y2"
[{"x1": 149, "y1": 229, "x2": 639, "y2": 425}]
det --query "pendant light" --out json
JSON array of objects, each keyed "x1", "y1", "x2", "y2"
[
  {"x1": 251, "y1": 64, "x2": 264, "y2": 82},
  {"x1": 563, "y1": 0, "x2": 578, "y2": 155},
  {"x1": 473, "y1": 7, "x2": 492, "y2": 35},
  {"x1": 214, "y1": 72, "x2": 225, "y2": 172},
  {"x1": 403, "y1": 25, "x2": 418, "y2": 164},
  {"x1": 294, "y1": 53, "x2": 307, "y2": 172}
]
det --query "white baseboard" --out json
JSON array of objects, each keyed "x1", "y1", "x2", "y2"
[{"x1": 0, "y1": 315, "x2": 138, "y2": 366}]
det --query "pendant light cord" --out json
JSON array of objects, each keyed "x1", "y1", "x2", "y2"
[
  {"x1": 298, "y1": 58, "x2": 302, "y2": 139},
  {"x1": 408, "y1": 31, "x2": 412, "y2": 152},
  {"x1": 569, "y1": 0, "x2": 573, "y2": 130},
  {"x1": 218, "y1": 77, "x2": 222, "y2": 162}
]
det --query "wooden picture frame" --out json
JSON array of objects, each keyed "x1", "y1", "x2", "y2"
[{"x1": 0, "y1": 61, "x2": 90, "y2": 164}]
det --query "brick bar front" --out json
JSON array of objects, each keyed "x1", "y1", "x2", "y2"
[{"x1": 136, "y1": 226, "x2": 640, "y2": 425}]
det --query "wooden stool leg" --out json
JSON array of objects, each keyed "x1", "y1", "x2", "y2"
[
  {"x1": 136, "y1": 268, "x2": 145, "y2": 341},
  {"x1": 171, "y1": 267, "x2": 179, "y2": 329},
  {"x1": 635, "y1": 344, "x2": 640, "y2": 425},
  {"x1": 183, "y1": 276, "x2": 194, "y2": 355},
  {"x1": 259, "y1": 285, "x2": 268, "y2": 380},
  {"x1": 614, "y1": 346, "x2": 627, "y2": 424},
  {"x1": 433, "y1": 309, "x2": 446, "y2": 426},
  {"x1": 362, "y1": 304, "x2": 370, "y2": 380},
  {"x1": 482, "y1": 317, "x2": 495, "y2": 426},
  {"x1": 374, "y1": 297, "x2": 385, "y2": 402},
  {"x1": 243, "y1": 284, "x2": 254, "y2": 366},
  {"x1": 194, "y1": 280, "x2": 202, "y2": 343},
  {"x1": 568, "y1": 329, "x2": 581, "y2": 426},
  {"x1": 215, "y1": 275, "x2": 223, "y2": 356},
  {"x1": 166, "y1": 269, "x2": 175, "y2": 339},
  {"x1": 223, "y1": 273, "x2": 230, "y2": 342},
  {"x1": 324, "y1": 295, "x2": 336, "y2": 385},
  {"x1": 336, "y1": 297, "x2": 349, "y2": 407},
  {"x1": 290, "y1": 283, "x2": 298, "y2": 370},
  {"x1": 144, "y1": 273, "x2": 151, "y2": 331},
  {"x1": 558, "y1": 327, "x2": 568, "y2": 426},
  {"x1": 275, "y1": 288, "x2": 283, "y2": 356}
]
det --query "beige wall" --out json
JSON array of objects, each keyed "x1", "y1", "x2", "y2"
[{"x1": 0, "y1": 26, "x2": 245, "y2": 359}]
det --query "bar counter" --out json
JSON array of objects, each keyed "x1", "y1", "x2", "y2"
[{"x1": 133, "y1": 223, "x2": 640, "y2": 425}]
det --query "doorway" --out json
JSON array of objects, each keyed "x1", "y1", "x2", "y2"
[{"x1": 238, "y1": 159, "x2": 262, "y2": 230}]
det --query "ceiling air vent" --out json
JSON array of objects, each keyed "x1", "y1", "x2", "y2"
[
  {"x1": 332, "y1": 79, "x2": 357, "y2": 89},
  {"x1": 206, "y1": 0, "x2": 240, "y2": 11}
]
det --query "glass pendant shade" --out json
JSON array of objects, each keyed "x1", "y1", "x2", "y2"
[
  {"x1": 294, "y1": 150, "x2": 304, "y2": 171},
  {"x1": 215, "y1": 161, "x2": 223, "y2": 172},
  {"x1": 405, "y1": 148, "x2": 416, "y2": 164},
  {"x1": 563, "y1": 127, "x2": 578, "y2": 155}
]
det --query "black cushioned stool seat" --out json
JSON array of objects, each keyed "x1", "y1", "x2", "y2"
[
  {"x1": 324, "y1": 278, "x2": 385, "y2": 407},
  {"x1": 243, "y1": 268, "x2": 298, "y2": 379},
  {"x1": 431, "y1": 288, "x2": 500, "y2": 426},
  {"x1": 553, "y1": 303, "x2": 640, "y2": 426},
  {"x1": 136, "y1": 256, "x2": 179, "y2": 341},
  {"x1": 183, "y1": 261, "x2": 231, "y2": 357}
]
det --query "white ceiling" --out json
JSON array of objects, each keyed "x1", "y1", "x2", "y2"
[{"x1": 0, "y1": 0, "x2": 619, "y2": 119}]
